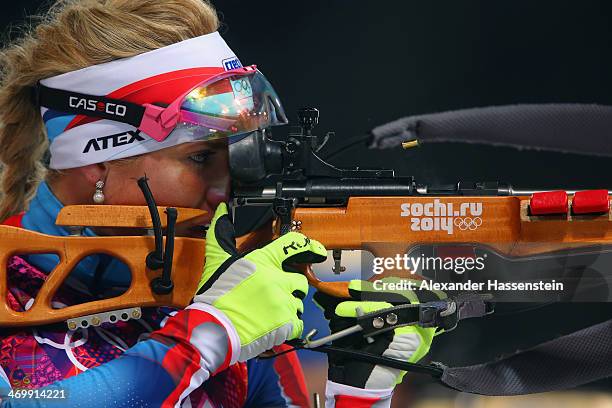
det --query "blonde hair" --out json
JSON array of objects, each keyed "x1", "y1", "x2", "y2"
[{"x1": 0, "y1": 0, "x2": 219, "y2": 220}]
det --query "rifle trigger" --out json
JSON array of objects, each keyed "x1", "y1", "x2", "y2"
[{"x1": 332, "y1": 249, "x2": 346, "y2": 274}]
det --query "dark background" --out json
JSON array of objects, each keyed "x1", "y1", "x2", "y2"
[
  {"x1": 211, "y1": 0, "x2": 612, "y2": 190},
  {"x1": 3, "y1": 0, "x2": 611, "y2": 396}
]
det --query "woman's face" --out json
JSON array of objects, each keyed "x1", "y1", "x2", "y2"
[{"x1": 102, "y1": 138, "x2": 230, "y2": 237}]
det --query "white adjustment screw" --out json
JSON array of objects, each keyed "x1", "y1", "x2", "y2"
[
  {"x1": 386, "y1": 313, "x2": 398, "y2": 325},
  {"x1": 372, "y1": 317, "x2": 385, "y2": 329}
]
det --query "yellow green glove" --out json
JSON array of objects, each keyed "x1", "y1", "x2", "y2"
[
  {"x1": 194, "y1": 203, "x2": 327, "y2": 361},
  {"x1": 314, "y1": 278, "x2": 445, "y2": 389}
]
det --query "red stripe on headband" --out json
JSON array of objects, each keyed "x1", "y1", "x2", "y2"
[{"x1": 65, "y1": 67, "x2": 224, "y2": 131}]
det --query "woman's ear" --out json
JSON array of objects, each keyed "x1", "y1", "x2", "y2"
[
  {"x1": 78, "y1": 163, "x2": 108, "y2": 185},
  {"x1": 46, "y1": 163, "x2": 109, "y2": 206}
]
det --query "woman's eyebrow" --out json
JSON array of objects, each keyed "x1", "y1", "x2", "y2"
[
  {"x1": 182, "y1": 140, "x2": 227, "y2": 152},
  {"x1": 203, "y1": 139, "x2": 229, "y2": 149}
]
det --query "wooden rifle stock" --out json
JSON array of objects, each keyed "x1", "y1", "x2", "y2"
[{"x1": 1, "y1": 194, "x2": 611, "y2": 327}]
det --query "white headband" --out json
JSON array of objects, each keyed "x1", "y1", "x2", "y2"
[{"x1": 41, "y1": 32, "x2": 242, "y2": 169}]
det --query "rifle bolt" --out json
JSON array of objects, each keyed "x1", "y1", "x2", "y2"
[
  {"x1": 373, "y1": 317, "x2": 385, "y2": 329},
  {"x1": 386, "y1": 313, "x2": 398, "y2": 325},
  {"x1": 304, "y1": 329, "x2": 318, "y2": 342}
]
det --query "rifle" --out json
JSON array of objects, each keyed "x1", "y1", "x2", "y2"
[
  {"x1": 0, "y1": 104, "x2": 611, "y2": 395},
  {"x1": 230, "y1": 106, "x2": 612, "y2": 294}
]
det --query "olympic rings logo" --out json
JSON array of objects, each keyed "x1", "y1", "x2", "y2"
[
  {"x1": 233, "y1": 79, "x2": 251, "y2": 95},
  {"x1": 453, "y1": 217, "x2": 483, "y2": 231}
]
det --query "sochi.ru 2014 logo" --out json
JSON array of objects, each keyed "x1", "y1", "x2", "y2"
[{"x1": 400, "y1": 199, "x2": 483, "y2": 235}]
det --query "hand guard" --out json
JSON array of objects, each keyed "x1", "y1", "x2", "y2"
[
  {"x1": 195, "y1": 203, "x2": 327, "y2": 361},
  {"x1": 314, "y1": 279, "x2": 445, "y2": 390}
]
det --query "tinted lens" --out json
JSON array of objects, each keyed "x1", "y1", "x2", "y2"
[{"x1": 178, "y1": 70, "x2": 287, "y2": 140}]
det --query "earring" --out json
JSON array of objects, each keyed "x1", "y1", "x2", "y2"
[{"x1": 93, "y1": 180, "x2": 105, "y2": 204}]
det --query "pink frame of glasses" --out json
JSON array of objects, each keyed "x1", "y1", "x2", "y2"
[{"x1": 138, "y1": 65, "x2": 258, "y2": 142}]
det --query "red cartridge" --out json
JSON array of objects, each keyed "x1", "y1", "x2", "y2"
[
  {"x1": 529, "y1": 191, "x2": 568, "y2": 215},
  {"x1": 572, "y1": 189, "x2": 610, "y2": 214}
]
